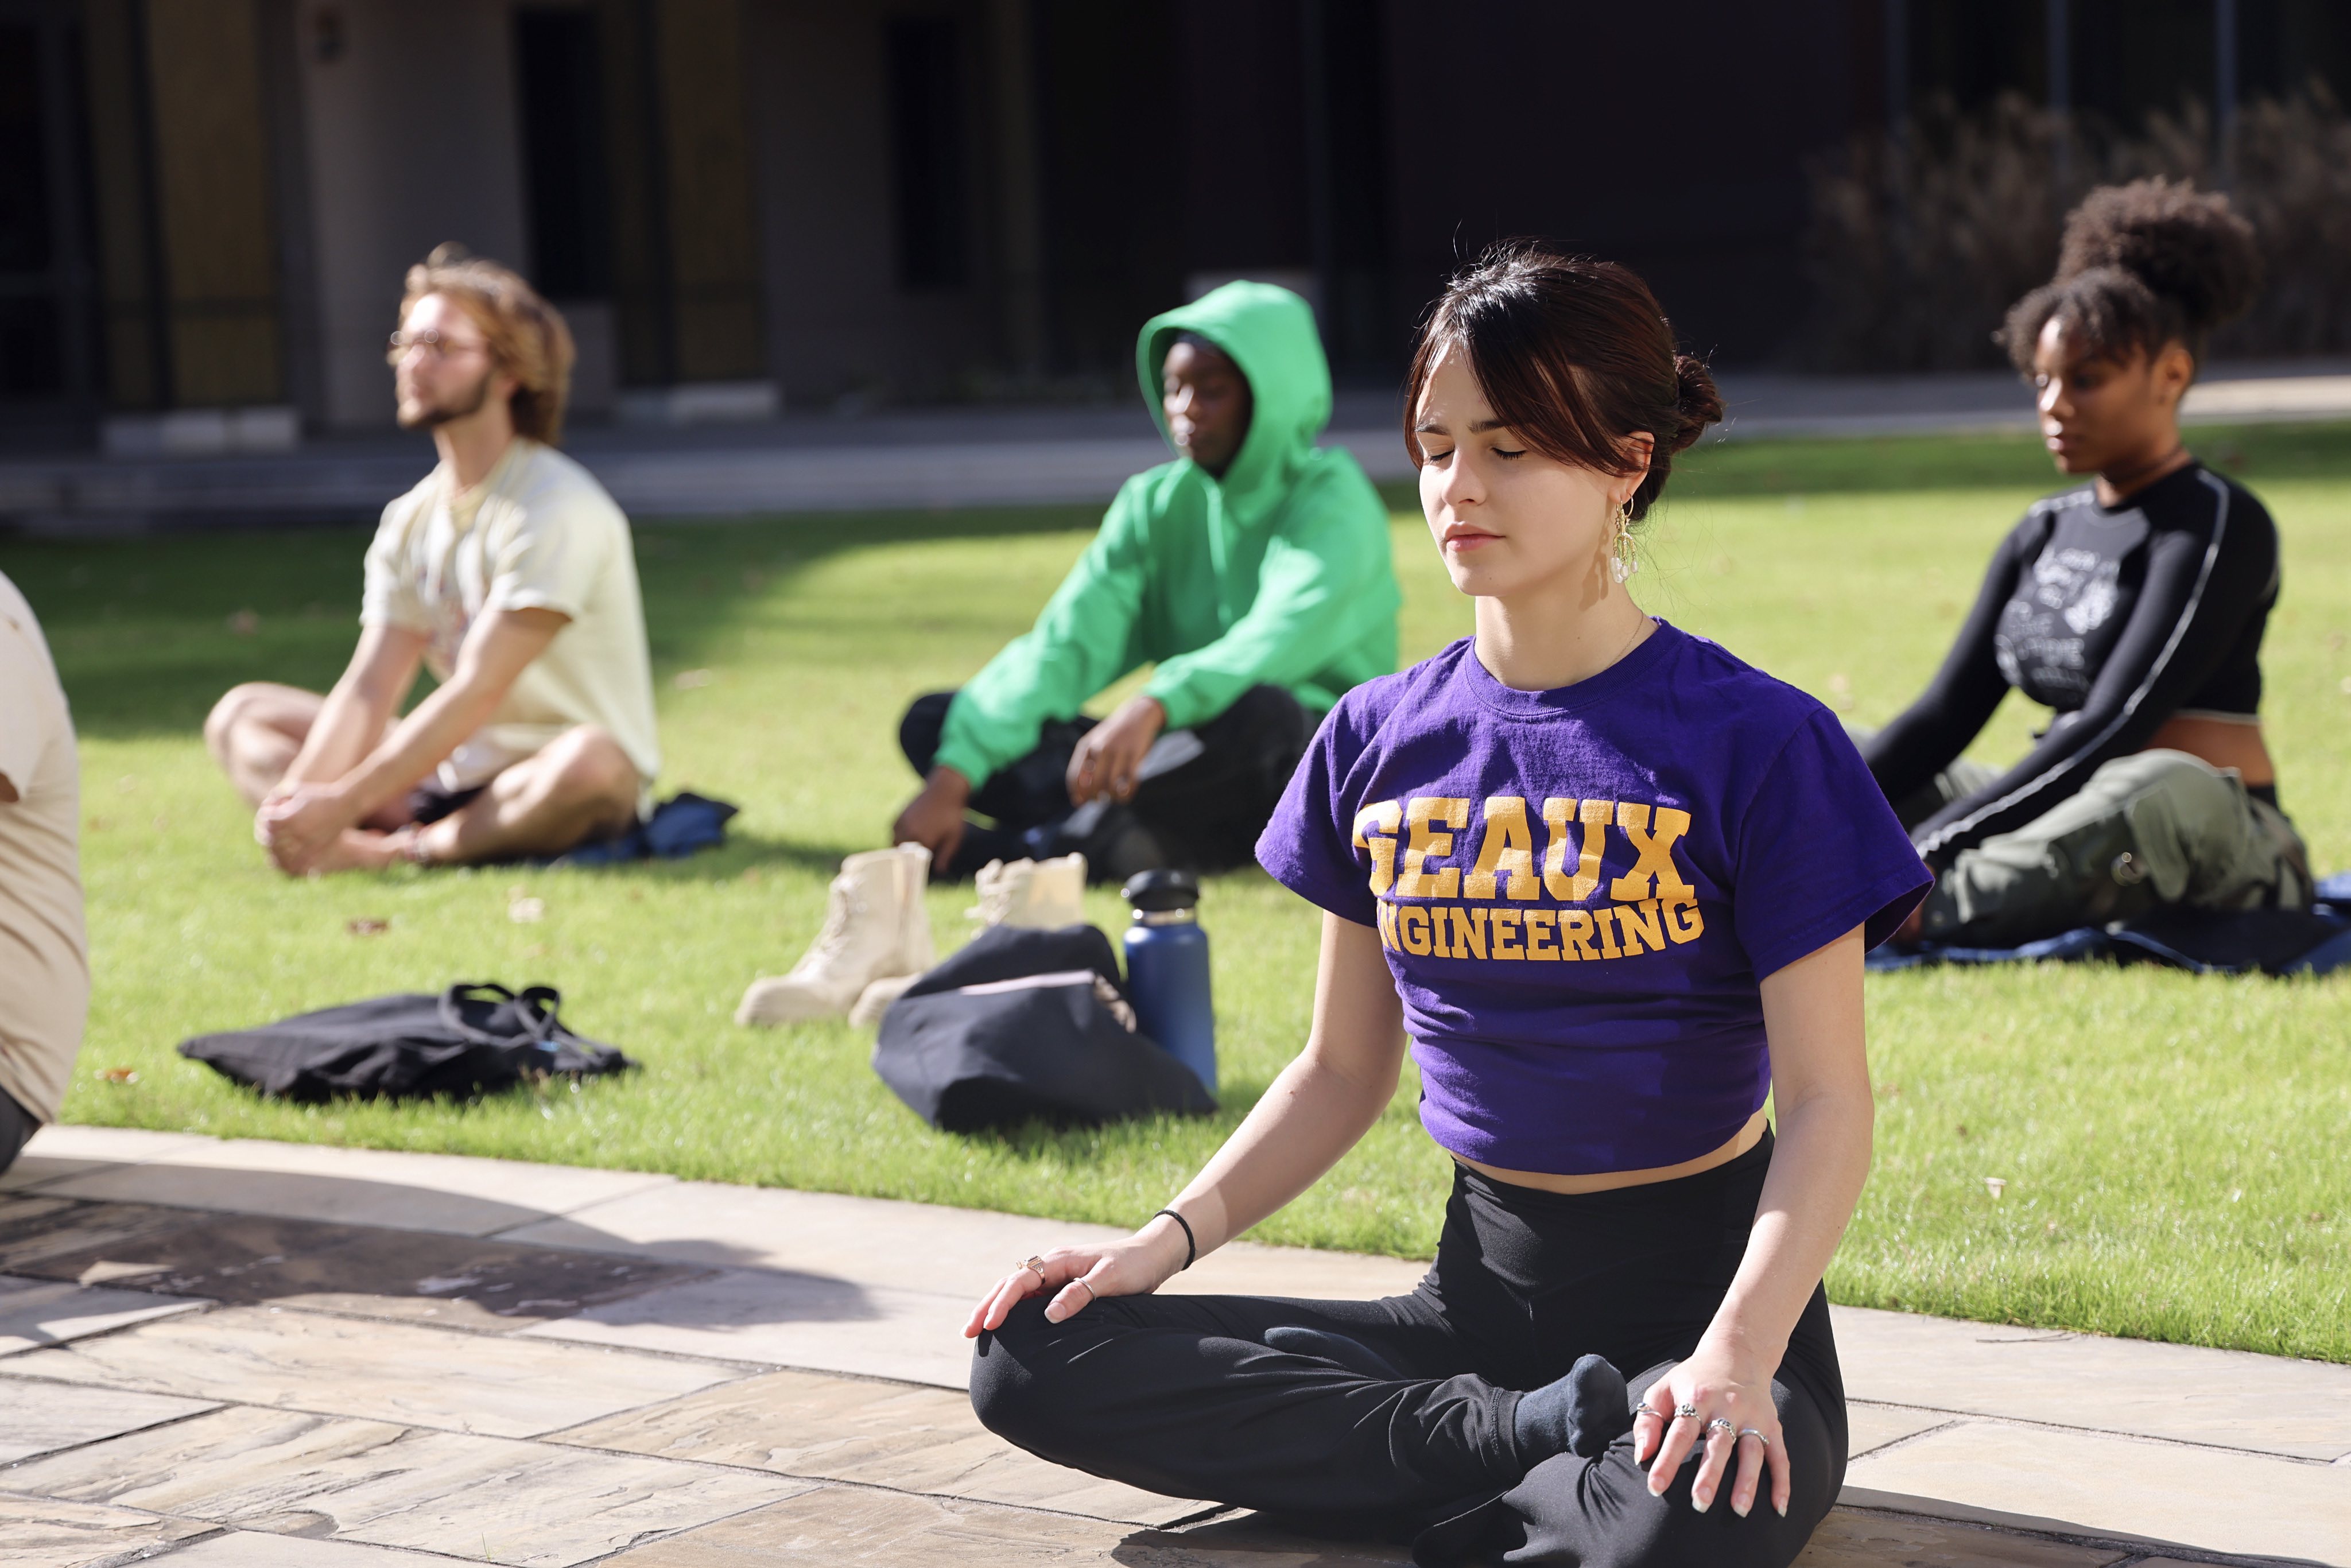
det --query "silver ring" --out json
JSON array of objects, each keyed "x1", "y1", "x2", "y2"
[
  {"x1": 1674, "y1": 1403, "x2": 1699, "y2": 1421},
  {"x1": 1069, "y1": 1277, "x2": 1096, "y2": 1302},
  {"x1": 1706, "y1": 1418, "x2": 1736, "y2": 1435},
  {"x1": 1738, "y1": 1428, "x2": 1770, "y2": 1445}
]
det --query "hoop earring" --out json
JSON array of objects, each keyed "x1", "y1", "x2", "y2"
[{"x1": 1609, "y1": 505, "x2": 1640, "y2": 584}]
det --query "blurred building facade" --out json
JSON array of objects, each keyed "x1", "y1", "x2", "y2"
[{"x1": 3, "y1": 0, "x2": 2347, "y2": 443}]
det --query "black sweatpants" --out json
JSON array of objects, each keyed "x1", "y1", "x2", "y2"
[
  {"x1": 0, "y1": 1086, "x2": 36, "y2": 1178},
  {"x1": 899, "y1": 685, "x2": 1314, "y2": 879},
  {"x1": 971, "y1": 1135, "x2": 1845, "y2": 1565}
]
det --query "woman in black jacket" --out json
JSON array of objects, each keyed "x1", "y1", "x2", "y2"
[{"x1": 1866, "y1": 180, "x2": 2309, "y2": 947}]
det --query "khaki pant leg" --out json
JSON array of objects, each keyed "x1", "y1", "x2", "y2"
[{"x1": 1920, "y1": 750, "x2": 2311, "y2": 947}]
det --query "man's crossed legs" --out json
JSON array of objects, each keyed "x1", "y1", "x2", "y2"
[{"x1": 208, "y1": 682, "x2": 641, "y2": 872}]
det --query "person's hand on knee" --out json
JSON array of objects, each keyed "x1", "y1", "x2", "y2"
[
  {"x1": 963, "y1": 1217, "x2": 1193, "y2": 1338},
  {"x1": 1631, "y1": 1346, "x2": 1790, "y2": 1519},
  {"x1": 258, "y1": 782, "x2": 358, "y2": 871},
  {"x1": 1066, "y1": 696, "x2": 1165, "y2": 804}
]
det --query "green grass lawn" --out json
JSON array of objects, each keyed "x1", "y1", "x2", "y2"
[{"x1": 6, "y1": 422, "x2": 2347, "y2": 1361}]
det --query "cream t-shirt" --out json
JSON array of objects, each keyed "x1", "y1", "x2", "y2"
[
  {"x1": 362, "y1": 440, "x2": 660, "y2": 798},
  {"x1": 0, "y1": 569, "x2": 88, "y2": 1123}
]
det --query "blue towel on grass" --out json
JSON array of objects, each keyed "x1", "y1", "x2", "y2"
[
  {"x1": 1869, "y1": 874, "x2": 2351, "y2": 977},
  {"x1": 550, "y1": 791, "x2": 739, "y2": 867}
]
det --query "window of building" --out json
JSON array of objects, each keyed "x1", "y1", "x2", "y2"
[
  {"x1": 515, "y1": 6, "x2": 613, "y2": 300},
  {"x1": 0, "y1": 21, "x2": 64, "y2": 397},
  {"x1": 886, "y1": 15, "x2": 967, "y2": 290}
]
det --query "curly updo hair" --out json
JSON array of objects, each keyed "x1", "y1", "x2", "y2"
[
  {"x1": 1405, "y1": 241, "x2": 1722, "y2": 522},
  {"x1": 2003, "y1": 179, "x2": 2260, "y2": 377}
]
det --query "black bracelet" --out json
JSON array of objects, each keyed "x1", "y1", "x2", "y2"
[{"x1": 1153, "y1": 1208, "x2": 1197, "y2": 1271}]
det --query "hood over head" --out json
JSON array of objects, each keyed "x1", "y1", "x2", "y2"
[{"x1": 1138, "y1": 282, "x2": 1333, "y2": 519}]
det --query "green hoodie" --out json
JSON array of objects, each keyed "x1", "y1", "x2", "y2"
[{"x1": 934, "y1": 282, "x2": 1400, "y2": 789}]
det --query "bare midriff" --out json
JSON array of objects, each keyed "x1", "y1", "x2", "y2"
[
  {"x1": 1457, "y1": 1106, "x2": 1770, "y2": 1196},
  {"x1": 2145, "y1": 714, "x2": 2274, "y2": 786}
]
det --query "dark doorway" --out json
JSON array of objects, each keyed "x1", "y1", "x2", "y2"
[
  {"x1": 0, "y1": 2, "x2": 94, "y2": 415},
  {"x1": 514, "y1": 6, "x2": 614, "y2": 300},
  {"x1": 886, "y1": 15, "x2": 969, "y2": 290},
  {"x1": 1033, "y1": 0, "x2": 1180, "y2": 374},
  {"x1": 1305, "y1": 0, "x2": 1394, "y2": 375}
]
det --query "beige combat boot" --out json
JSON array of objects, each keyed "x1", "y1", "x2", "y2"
[
  {"x1": 738, "y1": 844, "x2": 932, "y2": 1026},
  {"x1": 848, "y1": 845, "x2": 938, "y2": 1026},
  {"x1": 969, "y1": 852, "x2": 1087, "y2": 929}
]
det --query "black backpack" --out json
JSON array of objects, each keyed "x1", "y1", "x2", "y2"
[
  {"x1": 178, "y1": 983, "x2": 631, "y2": 1103},
  {"x1": 873, "y1": 924, "x2": 1216, "y2": 1133}
]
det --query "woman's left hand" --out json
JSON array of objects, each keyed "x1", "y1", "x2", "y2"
[{"x1": 1630, "y1": 1341, "x2": 1789, "y2": 1519}]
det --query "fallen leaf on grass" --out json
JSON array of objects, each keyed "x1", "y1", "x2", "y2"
[
  {"x1": 509, "y1": 896, "x2": 546, "y2": 923},
  {"x1": 1983, "y1": 1177, "x2": 2007, "y2": 1200},
  {"x1": 673, "y1": 668, "x2": 715, "y2": 689},
  {"x1": 98, "y1": 1066, "x2": 138, "y2": 1085},
  {"x1": 347, "y1": 917, "x2": 390, "y2": 936}
]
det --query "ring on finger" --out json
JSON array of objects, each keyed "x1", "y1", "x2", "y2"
[
  {"x1": 1673, "y1": 1403, "x2": 1700, "y2": 1422},
  {"x1": 1018, "y1": 1255, "x2": 1048, "y2": 1280},
  {"x1": 1069, "y1": 1277, "x2": 1096, "y2": 1303},
  {"x1": 1737, "y1": 1428, "x2": 1770, "y2": 1445},
  {"x1": 1706, "y1": 1418, "x2": 1736, "y2": 1435}
]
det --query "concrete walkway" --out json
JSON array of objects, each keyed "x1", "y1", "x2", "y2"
[
  {"x1": 1, "y1": 1126, "x2": 2343, "y2": 1567},
  {"x1": 5, "y1": 363, "x2": 2348, "y2": 532}
]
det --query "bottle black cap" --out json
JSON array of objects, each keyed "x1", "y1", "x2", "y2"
[{"x1": 1121, "y1": 867, "x2": 1199, "y2": 912}]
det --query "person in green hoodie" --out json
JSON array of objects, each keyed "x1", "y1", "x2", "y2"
[{"x1": 892, "y1": 282, "x2": 1401, "y2": 880}]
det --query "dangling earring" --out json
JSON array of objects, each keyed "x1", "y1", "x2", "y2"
[{"x1": 1609, "y1": 504, "x2": 1640, "y2": 584}]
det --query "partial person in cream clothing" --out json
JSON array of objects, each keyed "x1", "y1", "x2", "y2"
[
  {"x1": 206, "y1": 246, "x2": 658, "y2": 874},
  {"x1": 0, "y1": 568, "x2": 88, "y2": 1174}
]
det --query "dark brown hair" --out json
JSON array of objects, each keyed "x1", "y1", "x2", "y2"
[
  {"x1": 395, "y1": 243, "x2": 576, "y2": 444},
  {"x1": 2003, "y1": 179, "x2": 2259, "y2": 375},
  {"x1": 1404, "y1": 242, "x2": 1722, "y2": 521}
]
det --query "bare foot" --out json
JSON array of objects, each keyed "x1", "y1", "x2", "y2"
[{"x1": 286, "y1": 828, "x2": 409, "y2": 875}]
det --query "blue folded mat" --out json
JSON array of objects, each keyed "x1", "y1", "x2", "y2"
[
  {"x1": 549, "y1": 791, "x2": 738, "y2": 867},
  {"x1": 1868, "y1": 872, "x2": 2351, "y2": 977}
]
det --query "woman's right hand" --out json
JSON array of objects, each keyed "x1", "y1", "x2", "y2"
[{"x1": 963, "y1": 1221, "x2": 1190, "y2": 1337}]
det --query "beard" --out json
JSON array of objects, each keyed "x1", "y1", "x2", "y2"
[{"x1": 397, "y1": 363, "x2": 497, "y2": 430}]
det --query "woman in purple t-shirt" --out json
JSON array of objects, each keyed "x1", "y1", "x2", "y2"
[{"x1": 964, "y1": 244, "x2": 1928, "y2": 1565}]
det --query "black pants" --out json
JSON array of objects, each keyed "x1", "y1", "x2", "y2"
[
  {"x1": 899, "y1": 685, "x2": 1314, "y2": 879},
  {"x1": 0, "y1": 1086, "x2": 36, "y2": 1178},
  {"x1": 971, "y1": 1135, "x2": 1844, "y2": 1565}
]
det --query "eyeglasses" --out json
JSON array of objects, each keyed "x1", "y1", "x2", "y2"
[{"x1": 387, "y1": 329, "x2": 489, "y2": 360}]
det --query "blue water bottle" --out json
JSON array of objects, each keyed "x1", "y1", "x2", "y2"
[{"x1": 1121, "y1": 869, "x2": 1216, "y2": 1096}]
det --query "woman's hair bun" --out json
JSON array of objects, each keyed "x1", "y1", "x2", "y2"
[
  {"x1": 2055, "y1": 178, "x2": 2259, "y2": 336},
  {"x1": 1666, "y1": 353, "x2": 1724, "y2": 456}
]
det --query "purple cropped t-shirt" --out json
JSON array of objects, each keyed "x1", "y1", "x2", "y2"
[{"x1": 1256, "y1": 624, "x2": 1929, "y2": 1175}]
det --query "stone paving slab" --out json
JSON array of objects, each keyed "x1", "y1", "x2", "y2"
[
  {"x1": 552, "y1": 1364, "x2": 1206, "y2": 1527},
  {"x1": 153, "y1": 1534, "x2": 465, "y2": 1565},
  {"x1": 0, "y1": 1125, "x2": 215, "y2": 1193},
  {"x1": 0, "y1": 1491, "x2": 215, "y2": 1568},
  {"x1": 1794, "y1": 1508, "x2": 2129, "y2": 1566},
  {"x1": 3, "y1": 1402, "x2": 804, "y2": 1566},
  {"x1": 8, "y1": 1210, "x2": 714, "y2": 1332},
  {"x1": 1846, "y1": 1400, "x2": 1957, "y2": 1458},
  {"x1": 1846, "y1": 1418, "x2": 2351, "y2": 1565},
  {"x1": 0, "y1": 1274, "x2": 210, "y2": 1354},
  {"x1": 0, "y1": 1378, "x2": 218, "y2": 1463},
  {"x1": 0, "y1": 1194, "x2": 191, "y2": 1273},
  {"x1": 28, "y1": 1133, "x2": 675, "y2": 1237},
  {"x1": 0, "y1": 1303, "x2": 748, "y2": 1438},
  {"x1": 1836, "y1": 1307, "x2": 2351, "y2": 1461},
  {"x1": 503, "y1": 1177, "x2": 1427, "y2": 1304},
  {"x1": 518, "y1": 1268, "x2": 973, "y2": 1389}
]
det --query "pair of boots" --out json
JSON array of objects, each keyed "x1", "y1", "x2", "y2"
[{"x1": 734, "y1": 848, "x2": 1088, "y2": 1028}]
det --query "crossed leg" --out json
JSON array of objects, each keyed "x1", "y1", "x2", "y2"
[{"x1": 205, "y1": 682, "x2": 642, "y2": 872}]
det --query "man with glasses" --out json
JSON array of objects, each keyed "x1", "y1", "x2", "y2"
[{"x1": 205, "y1": 246, "x2": 659, "y2": 872}]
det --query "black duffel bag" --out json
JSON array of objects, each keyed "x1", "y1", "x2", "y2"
[
  {"x1": 178, "y1": 982, "x2": 631, "y2": 1103},
  {"x1": 874, "y1": 924, "x2": 1216, "y2": 1133}
]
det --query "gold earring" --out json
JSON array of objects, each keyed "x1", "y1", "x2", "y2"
[{"x1": 1609, "y1": 504, "x2": 1639, "y2": 584}]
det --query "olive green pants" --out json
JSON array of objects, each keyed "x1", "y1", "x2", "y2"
[{"x1": 1855, "y1": 731, "x2": 2311, "y2": 948}]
